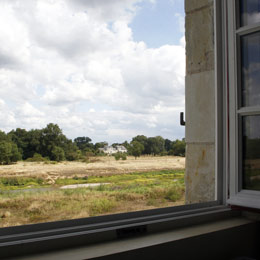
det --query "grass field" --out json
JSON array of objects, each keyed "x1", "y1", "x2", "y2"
[{"x1": 0, "y1": 156, "x2": 185, "y2": 227}]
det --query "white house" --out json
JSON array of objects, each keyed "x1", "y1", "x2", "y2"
[
  {"x1": 115, "y1": 145, "x2": 128, "y2": 153},
  {"x1": 99, "y1": 145, "x2": 128, "y2": 155}
]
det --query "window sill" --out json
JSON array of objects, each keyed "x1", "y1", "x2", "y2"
[
  {"x1": 0, "y1": 205, "x2": 255, "y2": 259},
  {"x1": 8, "y1": 215, "x2": 256, "y2": 260}
]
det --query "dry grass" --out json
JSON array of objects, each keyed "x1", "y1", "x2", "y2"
[
  {"x1": 0, "y1": 156, "x2": 185, "y2": 227},
  {"x1": 0, "y1": 186, "x2": 185, "y2": 227},
  {"x1": 0, "y1": 156, "x2": 185, "y2": 180}
]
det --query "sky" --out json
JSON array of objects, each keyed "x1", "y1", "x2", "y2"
[{"x1": 0, "y1": 0, "x2": 185, "y2": 144}]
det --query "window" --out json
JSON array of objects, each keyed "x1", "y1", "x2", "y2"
[
  {"x1": 0, "y1": 0, "x2": 189, "y2": 227},
  {"x1": 0, "y1": 1, "x2": 232, "y2": 258},
  {"x1": 227, "y1": 0, "x2": 260, "y2": 209},
  {"x1": 0, "y1": 0, "x2": 218, "y2": 229}
]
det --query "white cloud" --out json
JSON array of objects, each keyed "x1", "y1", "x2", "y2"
[
  {"x1": 0, "y1": 0, "x2": 185, "y2": 143},
  {"x1": 16, "y1": 102, "x2": 45, "y2": 117},
  {"x1": 66, "y1": 0, "x2": 142, "y2": 23},
  {"x1": 175, "y1": 13, "x2": 185, "y2": 34}
]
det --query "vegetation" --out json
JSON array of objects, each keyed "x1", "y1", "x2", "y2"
[
  {"x1": 113, "y1": 152, "x2": 127, "y2": 160},
  {"x1": 25, "y1": 153, "x2": 48, "y2": 162},
  {"x1": 0, "y1": 177, "x2": 44, "y2": 189},
  {"x1": 0, "y1": 169, "x2": 185, "y2": 226},
  {"x1": 128, "y1": 135, "x2": 185, "y2": 157},
  {"x1": 130, "y1": 140, "x2": 144, "y2": 159},
  {"x1": 0, "y1": 123, "x2": 185, "y2": 164},
  {"x1": 0, "y1": 123, "x2": 186, "y2": 227},
  {"x1": 0, "y1": 141, "x2": 21, "y2": 165}
]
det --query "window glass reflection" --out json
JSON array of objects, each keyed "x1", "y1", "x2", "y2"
[
  {"x1": 240, "y1": 0, "x2": 260, "y2": 27},
  {"x1": 242, "y1": 116, "x2": 260, "y2": 191},
  {"x1": 241, "y1": 32, "x2": 260, "y2": 107}
]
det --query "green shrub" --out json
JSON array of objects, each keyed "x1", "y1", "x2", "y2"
[
  {"x1": 160, "y1": 151, "x2": 168, "y2": 156},
  {"x1": 0, "y1": 177, "x2": 44, "y2": 187},
  {"x1": 85, "y1": 151, "x2": 95, "y2": 157},
  {"x1": 26, "y1": 153, "x2": 48, "y2": 162},
  {"x1": 113, "y1": 152, "x2": 127, "y2": 161},
  {"x1": 114, "y1": 153, "x2": 120, "y2": 160}
]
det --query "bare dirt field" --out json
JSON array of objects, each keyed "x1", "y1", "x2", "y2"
[{"x1": 0, "y1": 156, "x2": 185, "y2": 183}]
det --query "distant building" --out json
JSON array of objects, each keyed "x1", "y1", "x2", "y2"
[
  {"x1": 115, "y1": 145, "x2": 128, "y2": 153},
  {"x1": 99, "y1": 145, "x2": 128, "y2": 155}
]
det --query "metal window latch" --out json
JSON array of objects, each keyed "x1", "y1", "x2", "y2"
[
  {"x1": 116, "y1": 225, "x2": 147, "y2": 239},
  {"x1": 180, "y1": 112, "x2": 185, "y2": 126}
]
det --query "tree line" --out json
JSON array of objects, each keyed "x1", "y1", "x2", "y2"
[
  {"x1": 122, "y1": 135, "x2": 185, "y2": 158},
  {"x1": 0, "y1": 123, "x2": 185, "y2": 164}
]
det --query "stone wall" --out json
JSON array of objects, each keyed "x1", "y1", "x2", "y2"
[{"x1": 185, "y1": 0, "x2": 215, "y2": 203}]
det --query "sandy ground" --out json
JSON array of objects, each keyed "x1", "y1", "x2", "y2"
[{"x1": 0, "y1": 156, "x2": 185, "y2": 183}]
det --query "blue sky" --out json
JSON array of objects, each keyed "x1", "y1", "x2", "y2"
[
  {"x1": 130, "y1": 0, "x2": 184, "y2": 48},
  {"x1": 0, "y1": 0, "x2": 185, "y2": 144}
]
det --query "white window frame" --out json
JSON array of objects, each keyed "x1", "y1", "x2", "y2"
[
  {"x1": 0, "y1": 1, "x2": 233, "y2": 258},
  {"x1": 226, "y1": 0, "x2": 260, "y2": 209}
]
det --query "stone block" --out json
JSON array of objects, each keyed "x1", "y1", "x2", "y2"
[
  {"x1": 185, "y1": 70, "x2": 215, "y2": 143},
  {"x1": 185, "y1": 143, "x2": 215, "y2": 204},
  {"x1": 185, "y1": 5, "x2": 214, "y2": 74},
  {"x1": 185, "y1": 0, "x2": 213, "y2": 13}
]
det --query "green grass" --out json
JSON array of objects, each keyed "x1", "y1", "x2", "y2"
[
  {"x1": 55, "y1": 176, "x2": 89, "y2": 185},
  {"x1": 0, "y1": 169, "x2": 185, "y2": 227},
  {"x1": 55, "y1": 169, "x2": 184, "y2": 185},
  {"x1": 0, "y1": 177, "x2": 47, "y2": 190},
  {"x1": 88, "y1": 198, "x2": 117, "y2": 216}
]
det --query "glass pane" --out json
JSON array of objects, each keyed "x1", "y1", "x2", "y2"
[
  {"x1": 240, "y1": 0, "x2": 260, "y2": 27},
  {"x1": 0, "y1": 0, "x2": 196, "y2": 228},
  {"x1": 241, "y1": 32, "x2": 260, "y2": 107},
  {"x1": 242, "y1": 116, "x2": 260, "y2": 191}
]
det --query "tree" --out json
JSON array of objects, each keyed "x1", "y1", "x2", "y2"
[
  {"x1": 0, "y1": 141, "x2": 12, "y2": 165},
  {"x1": 0, "y1": 141, "x2": 21, "y2": 165},
  {"x1": 111, "y1": 143, "x2": 119, "y2": 148},
  {"x1": 0, "y1": 130, "x2": 8, "y2": 142},
  {"x1": 10, "y1": 142, "x2": 22, "y2": 162},
  {"x1": 132, "y1": 135, "x2": 148, "y2": 154},
  {"x1": 8, "y1": 128, "x2": 29, "y2": 159},
  {"x1": 165, "y1": 139, "x2": 172, "y2": 152},
  {"x1": 26, "y1": 129, "x2": 42, "y2": 159},
  {"x1": 146, "y1": 136, "x2": 165, "y2": 155},
  {"x1": 63, "y1": 140, "x2": 81, "y2": 161},
  {"x1": 74, "y1": 137, "x2": 93, "y2": 151},
  {"x1": 169, "y1": 138, "x2": 185, "y2": 157},
  {"x1": 41, "y1": 123, "x2": 67, "y2": 160},
  {"x1": 51, "y1": 146, "x2": 65, "y2": 162},
  {"x1": 130, "y1": 141, "x2": 144, "y2": 159},
  {"x1": 94, "y1": 142, "x2": 108, "y2": 153}
]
